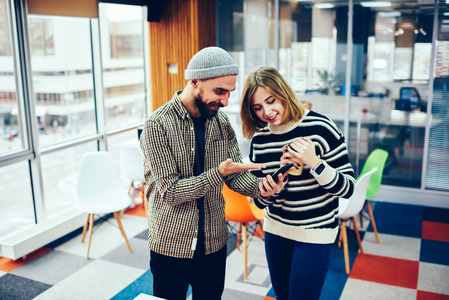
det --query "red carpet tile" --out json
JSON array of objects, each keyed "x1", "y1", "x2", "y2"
[
  {"x1": 349, "y1": 253, "x2": 419, "y2": 289},
  {"x1": 417, "y1": 290, "x2": 449, "y2": 300},
  {"x1": 0, "y1": 247, "x2": 52, "y2": 272},
  {"x1": 422, "y1": 221, "x2": 449, "y2": 243}
]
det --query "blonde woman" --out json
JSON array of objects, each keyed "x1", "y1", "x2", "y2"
[{"x1": 240, "y1": 67, "x2": 355, "y2": 300}]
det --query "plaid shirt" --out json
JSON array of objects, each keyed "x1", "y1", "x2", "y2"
[{"x1": 140, "y1": 91, "x2": 264, "y2": 258}]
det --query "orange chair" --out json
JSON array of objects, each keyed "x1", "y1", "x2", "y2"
[{"x1": 223, "y1": 184, "x2": 265, "y2": 280}]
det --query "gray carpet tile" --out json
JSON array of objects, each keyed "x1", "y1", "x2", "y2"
[
  {"x1": 134, "y1": 229, "x2": 149, "y2": 241},
  {"x1": 10, "y1": 250, "x2": 92, "y2": 285},
  {"x1": 0, "y1": 273, "x2": 52, "y2": 300},
  {"x1": 101, "y1": 237, "x2": 150, "y2": 270}
]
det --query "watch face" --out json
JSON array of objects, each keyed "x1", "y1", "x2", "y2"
[{"x1": 315, "y1": 163, "x2": 325, "y2": 175}]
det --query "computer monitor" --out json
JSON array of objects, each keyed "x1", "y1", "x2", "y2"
[{"x1": 396, "y1": 87, "x2": 421, "y2": 111}]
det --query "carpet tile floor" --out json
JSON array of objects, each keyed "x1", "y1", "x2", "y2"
[{"x1": 1, "y1": 201, "x2": 449, "y2": 300}]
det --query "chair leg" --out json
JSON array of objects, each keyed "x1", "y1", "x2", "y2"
[
  {"x1": 237, "y1": 223, "x2": 242, "y2": 251},
  {"x1": 359, "y1": 211, "x2": 363, "y2": 228},
  {"x1": 141, "y1": 182, "x2": 146, "y2": 209},
  {"x1": 352, "y1": 216, "x2": 364, "y2": 254},
  {"x1": 341, "y1": 221, "x2": 350, "y2": 274},
  {"x1": 120, "y1": 182, "x2": 135, "y2": 218},
  {"x1": 127, "y1": 181, "x2": 133, "y2": 195},
  {"x1": 81, "y1": 214, "x2": 90, "y2": 243},
  {"x1": 86, "y1": 214, "x2": 95, "y2": 259},
  {"x1": 253, "y1": 221, "x2": 265, "y2": 239},
  {"x1": 338, "y1": 225, "x2": 343, "y2": 248},
  {"x1": 243, "y1": 222, "x2": 248, "y2": 280},
  {"x1": 113, "y1": 212, "x2": 132, "y2": 252},
  {"x1": 366, "y1": 201, "x2": 380, "y2": 244},
  {"x1": 144, "y1": 197, "x2": 148, "y2": 217}
]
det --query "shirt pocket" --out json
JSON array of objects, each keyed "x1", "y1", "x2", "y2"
[{"x1": 206, "y1": 138, "x2": 228, "y2": 169}]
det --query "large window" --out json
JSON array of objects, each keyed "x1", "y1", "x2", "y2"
[
  {"x1": 28, "y1": 16, "x2": 97, "y2": 148},
  {"x1": 0, "y1": 0, "x2": 28, "y2": 156},
  {"x1": 28, "y1": 17, "x2": 54, "y2": 56},
  {"x1": 99, "y1": 3, "x2": 146, "y2": 131},
  {"x1": 0, "y1": 1, "x2": 149, "y2": 244}
]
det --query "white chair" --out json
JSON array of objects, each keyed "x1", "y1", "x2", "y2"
[
  {"x1": 338, "y1": 167, "x2": 377, "y2": 274},
  {"x1": 76, "y1": 151, "x2": 133, "y2": 259},
  {"x1": 119, "y1": 141, "x2": 147, "y2": 214}
]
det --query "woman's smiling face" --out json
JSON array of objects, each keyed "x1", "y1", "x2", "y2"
[{"x1": 251, "y1": 86, "x2": 285, "y2": 126}]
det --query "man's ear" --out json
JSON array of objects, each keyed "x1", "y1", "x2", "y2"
[{"x1": 190, "y1": 79, "x2": 199, "y2": 88}]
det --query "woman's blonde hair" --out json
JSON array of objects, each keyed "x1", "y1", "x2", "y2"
[{"x1": 240, "y1": 67, "x2": 305, "y2": 138}]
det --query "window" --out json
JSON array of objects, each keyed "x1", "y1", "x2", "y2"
[
  {"x1": 0, "y1": 1, "x2": 150, "y2": 250},
  {"x1": 99, "y1": 3, "x2": 146, "y2": 131},
  {"x1": 28, "y1": 17, "x2": 54, "y2": 56},
  {"x1": 0, "y1": 0, "x2": 12, "y2": 56},
  {"x1": 28, "y1": 16, "x2": 96, "y2": 148},
  {"x1": 0, "y1": 0, "x2": 28, "y2": 156}
]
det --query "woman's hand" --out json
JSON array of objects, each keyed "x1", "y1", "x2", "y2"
[{"x1": 286, "y1": 137, "x2": 321, "y2": 169}]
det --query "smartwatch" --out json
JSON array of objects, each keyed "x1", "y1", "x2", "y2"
[{"x1": 311, "y1": 161, "x2": 325, "y2": 176}]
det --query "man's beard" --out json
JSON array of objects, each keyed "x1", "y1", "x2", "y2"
[{"x1": 194, "y1": 93, "x2": 223, "y2": 119}]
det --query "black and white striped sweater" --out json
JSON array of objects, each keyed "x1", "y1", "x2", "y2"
[{"x1": 250, "y1": 110, "x2": 355, "y2": 244}]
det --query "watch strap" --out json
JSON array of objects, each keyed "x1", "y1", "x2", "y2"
[{"x1": 311, "y1": 161, "x2": 325, "y2": 176}]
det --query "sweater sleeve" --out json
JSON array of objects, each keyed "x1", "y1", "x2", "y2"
[{"x1": 312, "y1": 133, "x2": 355, "y2": 199}]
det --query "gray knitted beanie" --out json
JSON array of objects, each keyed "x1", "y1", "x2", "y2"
[{"x1": 185, "y1": 47, "x2": 239, "y2": 80}]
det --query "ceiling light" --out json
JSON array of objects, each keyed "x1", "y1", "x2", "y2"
[
  {"x1": 315, "y1": 3, "x2": 334, "y2": 8},
  {"x1": 360, "y1": 1, "x2": 392, "y2": 7},
  {"x1": 378, "y1": 11, "x2": 401, "y2": 17},
  {"x1": 444, "y1": 12, "x2": 449, "y2": 16}
]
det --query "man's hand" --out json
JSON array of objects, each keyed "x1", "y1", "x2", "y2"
[
  {"x1": 259, "y1": 171, "x2": 288, "y2": 197},
  {"x1": 218, "y1": 158, "x2": 266, "y2": 177}
]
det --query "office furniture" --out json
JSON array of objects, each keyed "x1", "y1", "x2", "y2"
[{"x1": 76, "y1": 152, "x2": 133, "y2": 259}]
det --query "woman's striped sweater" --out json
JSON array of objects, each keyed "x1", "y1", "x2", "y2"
[{"x1": 250, "y1": 110, "x2": 355, "y2": 244}]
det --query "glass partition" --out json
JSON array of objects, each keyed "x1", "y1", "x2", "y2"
[
  {"x1": 353, "y1": 3, "x2": 433, "y2": 188},
  {"x1": 218, "y1": 0, "x2": 276, "y2": 158},
  {"x1": 426, "y1": 1, "x2": 449, "y2": 192},
  {"x1": 277, "y1": 2, "x2": 351, "y2": 163}
]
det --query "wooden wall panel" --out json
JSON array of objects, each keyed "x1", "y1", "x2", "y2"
[{"x1": 148, "y1": 0, "x2": 216, "y2": 111}]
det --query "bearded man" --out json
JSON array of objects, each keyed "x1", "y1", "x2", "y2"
[{"x1": 140, "y1": 47, "x2": 286, "y2": 300}]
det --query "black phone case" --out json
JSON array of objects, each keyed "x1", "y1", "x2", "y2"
[{"x1": 271, "y1": 163, "x2": 294, "y2": 183}]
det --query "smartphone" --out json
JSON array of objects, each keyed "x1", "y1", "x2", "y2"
[{"x1": 271, "y1": 163, "x2": 294, "y2": 183}]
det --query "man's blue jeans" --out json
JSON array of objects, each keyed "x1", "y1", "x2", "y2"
[{"x1": 265, "y1": 232, "x2": 332, "y2": 300}]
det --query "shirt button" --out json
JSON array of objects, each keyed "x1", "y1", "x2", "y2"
[
  {"x1": 190, "y1": 127, "x2": 194, "y2": 130},
  {"x1": 191, "y1": 148, "x2": 194, "y2": 151}
]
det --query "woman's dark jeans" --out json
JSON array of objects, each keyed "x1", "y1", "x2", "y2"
[{"x1": 265, "y1": 231, "x2": 332, "y2": 300}]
